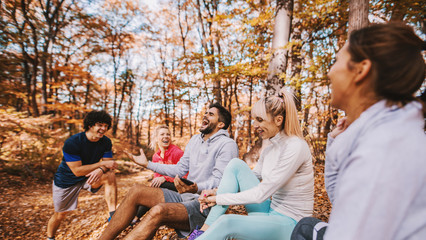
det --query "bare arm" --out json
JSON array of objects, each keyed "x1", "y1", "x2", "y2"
[{"x1": 66, "y1": 158, "x2": 117, "y2": 177}]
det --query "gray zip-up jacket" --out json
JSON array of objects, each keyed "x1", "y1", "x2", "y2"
[{"x1": 148, "y1": 129, "x2": 239, "y2": 193}]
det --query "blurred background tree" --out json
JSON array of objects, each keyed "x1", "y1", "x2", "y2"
[{"x1": 0, "y1": 0, "x2": 424, "y2": 179}]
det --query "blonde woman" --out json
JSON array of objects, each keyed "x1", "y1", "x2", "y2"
[
  {"x1": 189, "y1": 89, "x2": 314, "y2": 240},
  {"x1": 149, "y1": 125, "x2": 184, "y2": 191},
  {"x1": 133, "y1": 125, "x2": 184, "y2": 224}
]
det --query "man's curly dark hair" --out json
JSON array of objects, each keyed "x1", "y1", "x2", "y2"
[{"x1": 83, "y1": 110, "x2": 112, "y2": 132}]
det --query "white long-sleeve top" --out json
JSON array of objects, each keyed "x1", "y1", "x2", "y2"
[
  {"x1": 216, "y1": 132, "x2": 314, "y2": 221},
  {"x1": 324, "y1": 100, "x2": 426, "y2": 240}
]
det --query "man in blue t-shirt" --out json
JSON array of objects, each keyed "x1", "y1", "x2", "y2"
[{"x1": 47, "y1": 110, "x2": 118, "y2": 240}]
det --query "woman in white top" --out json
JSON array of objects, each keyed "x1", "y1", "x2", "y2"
[
  {"x1": 291, "y1": 23, "x2": 426, "y2": 240},
  {"x1": 189, "y1": 88, "x2": 314, "y2": 240}
]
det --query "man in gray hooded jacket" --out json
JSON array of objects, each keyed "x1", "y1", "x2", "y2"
[{"x1": 100, "y1": 102, "x2": 239, "y2": 240}]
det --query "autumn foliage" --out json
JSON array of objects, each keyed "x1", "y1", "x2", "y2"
[{"x1": 0, "y1": 0, "x2": 423, "y2": 239}]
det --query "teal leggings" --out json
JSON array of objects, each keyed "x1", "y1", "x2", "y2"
[{"x1": 197, "y1": 158, "x2": 297, "y2": 240}]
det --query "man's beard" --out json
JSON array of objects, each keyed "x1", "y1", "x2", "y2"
[{"x1": 200, "y1": 121, "x2": 218, "y2": 134}]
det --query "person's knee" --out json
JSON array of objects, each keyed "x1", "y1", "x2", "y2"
[
  {"x1": 126, "y1": 184, "x2": 164, "y2": 208},
  {"x1": 104, "y1": 171, "x2": 116, "y2": 185},
  {"x1": 215, "y1": 214, "x2": 237, "y2": 227},
  {"x1": 127, "y1": 184, "x2": 146, "y2": 199},
  {"x1": 207, "y1": 215, "x2": 238, "y2": 236},
  {"x1": 226, "y1": 158, "x2": 244, "y2": 171},
  {"x1": 54, "y1": 211, "x2": 68, "y2": 221},
  {"x1": 145, "y1": 203, "x2": 168, "y2": 222}
]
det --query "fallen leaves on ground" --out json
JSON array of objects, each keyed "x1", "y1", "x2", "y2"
[{"x1": 0, "y1": 161, "x2": 331, "y2": 239}]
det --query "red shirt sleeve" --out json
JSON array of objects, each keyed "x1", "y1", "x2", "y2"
[
  {"x1": 169, "y1": 145, "x2": 188, "y2": 179},
  {"x1": 152, "y1": 151, "x2": 165, "y2": 180},
  {"x1": 152, "y1": 145, "x2": 185, "y2": 182},
  {"x1": 163, "y1": 145, "x2": 184, "y2": 182},
  {"x1": 169, "y1": 145, "x2": 184, "y2": 164}
]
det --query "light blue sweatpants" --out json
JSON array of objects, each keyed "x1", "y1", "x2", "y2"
[{"x1": 197, "y1": 158, "x2": 297, "y2": 240}]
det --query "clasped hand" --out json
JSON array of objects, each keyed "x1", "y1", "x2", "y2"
[
  {"x1": 86, "y1": 160, "x2": 117, "y2": 185},
  {"x1": 330, "y1": 117, "x2": 349, "y2": 139},
  {"x1": 198, "y1": 189, "x2": 217, "y2": 212},
  {"x1": 86, "y1": 168, "x2": 104, "y2": 185},
  {"x1": 102, "y1": 160, "x2": 118, "y2": 169}
]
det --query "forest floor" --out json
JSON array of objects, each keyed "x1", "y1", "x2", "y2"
[{"x1": 0, "y1": 161, "x2": 331, "y2": 240}]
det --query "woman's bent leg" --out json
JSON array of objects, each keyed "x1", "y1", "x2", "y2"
[
  {"x1": 205, "y1": 158, "x2": 270, "y2": 226},
  {"x1": 198, "y1": 214, "x2": 297, "y2": 240}
]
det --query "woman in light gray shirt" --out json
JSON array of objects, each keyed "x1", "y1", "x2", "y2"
[{"x1": 292, "y1": 23, "x2": 426, "y2": 240}]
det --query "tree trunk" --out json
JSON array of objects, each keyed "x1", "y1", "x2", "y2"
[
  {"x1": 247, "y1": 0, "x2": 294, "y2": 163},
  {"x1": 84, "y1": 78, "x2": 91, "y2": 106},
  {"x1": 110, "y1": 32, "x2": 127, "y2": 136},
  {"x1": 102, "y1": 87, "x2": 109, "y2": 110},
  {"x1": 112, "y1": 70, "x2": 130, "y2": 136},
  {"x1": 30, "y1": 44, "x2": 39, "y2": 117},
  {"x1": 227, "y1": 87, "x2": 233, "y2": 138},
  {"x1": 135, "y1": 87, "x2": 144, "y2": 146},
  {"x1": 266, "y1": 0, "x2": 293, "y2": 96},
  {"x1": 162, "y1": 78, "x2": 169, "y2": 125},
  {"x1": 41, "y1": 46, "x2": 49, "y2": 114},
  {"x1": 348, "y1": 0, "x2": 369, "y2": 34},
  {"x1": 177, "y1": 0, "x2": 189, "y2": 57},
  {"x1": 213, "y1": 37, "x2": 222, "y2": 104},
  {"x1": 188, "y1": 98, "x2": 192, "y2": 137},
  {"x1": 180, "y1": 104, "x2": 184, "y2": 137},
  {"x1": 390, "y1": 1, "x2": 407, "y2": 22},
  {"x1": 24, "y1": 3, "x2": 41, "y2": 116},
  {"x1": 112, "y1": 45, "x2": 120, "y2": 136},
  {"x1": 147, "y1": 109, "x2": 152, "y2": 147},
  {"x1": 159, "y1": 47, "x2": 169, "y2": 126},
  {"x1": 172, "y1": 79, "x2": 176, "y2": 137},
  {"x1": 40, "y1": 0, "x2": 71, "y2": 114},
  {"x1": 248, "y1": 77, "x2": 254, "y2": 146},
  {"x1": 196, "y1": 0, "x2": 221, "y2": 103},
  {"x1": 290, "y1": 0, "x2": 303, "y2": 111},
  {"x1": 126, "y1": 81, "x2": 135, "y2": 141}
]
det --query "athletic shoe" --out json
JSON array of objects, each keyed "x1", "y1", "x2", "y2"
[{"x1": 187, "y1": 227, "x2": 204, "y2": 240}]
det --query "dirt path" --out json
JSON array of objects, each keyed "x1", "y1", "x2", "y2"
[{"x1": 0, "y1": 170, "x2": 177, "y2": 239}]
